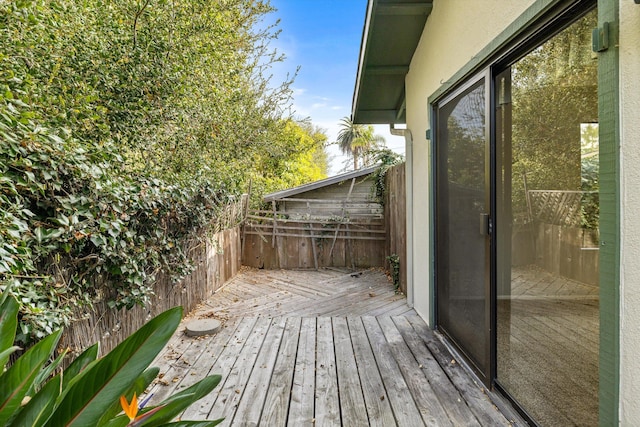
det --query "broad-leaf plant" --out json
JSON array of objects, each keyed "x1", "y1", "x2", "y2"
[{"x1": 0, "y1": 286, "x2": 222, "y2": 427}]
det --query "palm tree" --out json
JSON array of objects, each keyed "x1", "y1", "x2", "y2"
[{"x1": 336, "y1": 117, "x2": 385, "y2": 170}]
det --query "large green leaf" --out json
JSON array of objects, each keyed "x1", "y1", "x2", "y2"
[
  {"x1": 96, "y1": 367, "x2": 160, "y2": 427},
  {"x1": 0, "y1": 292, "x2": 19, "y2": 368},
  {"x1": 9, "y1": 374, "x2": 62, "y2": 427},
  {"x1": 61, "y1": 343, "x2": 99, "y2": 389},
  {"x1": 46, "y1": 307, "x2": 182, "y2": 427},
  {"x1": 99, "y1": 415, "x2": 129, "y2": 427},
  {"x1": 0, "y1": 346, "x2": 21, "y2": 366},
  {"x1": 141, "y1": 375, "x2": 222, "y2": 427},
  {"x1": 29, "y1": 348, "x2": 67, "y2": 396},
  {"x1": 158, "y1": 421, "x2": 223, "y2": 427},
  {"x1": 99, "y1": 374, "x2": 222, "y2": 427},
  {"x1": 0, "y1": 329, "x2": 62, "y2": 426}
]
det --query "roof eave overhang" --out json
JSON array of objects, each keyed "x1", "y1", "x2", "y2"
[{"x1": 351, "y1": 0, "x2": 432, "y2": 125}]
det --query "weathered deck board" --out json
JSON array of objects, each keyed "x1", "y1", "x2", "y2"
[
  {"x1": 392, "y1": 316, "x2": 481, "y2": 426},
  {"x1": 361, "y1": 316, "x2": 428, "y2": 427},
  {"x1": 314, "y1": 317, "x2": 340, "y2": 427},
  {"x1": 405, "y1": 314, "x2": 515, "y2": 427},
  {"x1": 346, "y1": 317, "x2": 396, "y2": 427},
  {"x1": 288, "y1": 317, "x2": 316, "y2": 426},
  {"x1": 208, "y1": 317, "x2": 273, "y2": 422},
  {"x1": 260, "y1": 317, "x2": 301, "y2": 427},
  {"x1": 181, "y1": 317, "x2": 258, "y2": 420},
  {"x1": 333, "y1": 317, "x2": 369, "y2": 426},
  {"x1": 147, "y1": 317, "x2": 242, "y2": 403},
  {"x1": 231, "y1": 317, "x2": 287, "y2": 426},
  {"x1": 377, "y1": 316, "x2": 453, "y2": 426},
  {"x1": 146, "y1": 268, "x2": 520, "y2": 426}
]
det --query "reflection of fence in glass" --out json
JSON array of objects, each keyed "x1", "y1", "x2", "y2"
[
  {"x1": 511, "y1": 188, "x2": 600, "y2": 284},
  {"x1": 526, "y1": 189, "x2": 598, "y2": 230}
]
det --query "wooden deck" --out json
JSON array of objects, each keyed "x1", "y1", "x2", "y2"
[
  {"x1": 497, "y1": 265, "x2": 599, "y2": 427},
  {"x1": 146, "y1": 268, "x2": 521, "y2": 426}
]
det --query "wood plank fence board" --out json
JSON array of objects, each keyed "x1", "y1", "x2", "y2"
[
  {"x1": 60, "y1": 223, "x2": 244, "y2": 358},
  {"x1": 384, "y1": 163, "x2": 407, "y2": 294}
]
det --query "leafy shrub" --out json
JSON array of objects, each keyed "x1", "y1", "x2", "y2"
[
  {"x1": 386, "y1": 254, "x2": 401, "y2": 292},
  {"x1": 0, "y1": 286, "x2": 222, "y2": 427},
  {"x1": 370, "y1": 149, "x2": 404, "y2": 205},
  {"x1": 0, "y1": 100, "x2": 233, "y2": 343},
  {"x1": 0, "y1": 0, "x2": 328, "y2": 344}
]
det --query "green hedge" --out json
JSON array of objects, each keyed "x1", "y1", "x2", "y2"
[{"x1": 0, "y1": 107, "x2": 232, "y2": 343}]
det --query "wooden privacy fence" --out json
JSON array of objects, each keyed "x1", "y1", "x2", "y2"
[
  {"x1": 385, "y1": 163, "x2": 407, "y2": 294},
  {"x1": 242, "y1": 163, "x2": 408, "y2": 294},
  {"x1": 59, "y1": 195, "x2": 247, "y2": 357},
  {"x1": 242, "y1": 209, "x2": 386, "y2": 269}
]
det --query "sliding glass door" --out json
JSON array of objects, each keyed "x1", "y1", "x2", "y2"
[
  {"x1": 434, "y1": 6, "x2": 599, "y2": 426},
  {"x1": 495, "y1": 9, "x2": 599, "y2": 426},
  {"x1": 435, "y1": 75, "x2": 491, "y2": 382}
]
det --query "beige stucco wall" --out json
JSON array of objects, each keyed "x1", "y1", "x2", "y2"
[
  {"x1": 619, "y1": 1, "x2": 640, "y2": 424},
  {"x1": 404, "y1": 0, "x2": 534, "y2": 322}
]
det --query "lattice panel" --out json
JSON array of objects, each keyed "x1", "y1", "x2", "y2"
[{"x1": 527, "y1": 190, "x2": 597, "y2": 227}]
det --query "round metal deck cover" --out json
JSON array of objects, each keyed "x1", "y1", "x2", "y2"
[{"x1": 185, "y1": 318, "x2": 221, "y2": 337}]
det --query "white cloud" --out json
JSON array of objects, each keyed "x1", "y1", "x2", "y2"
[{"x1": 292, "y1": 87, "x2": 307, "y2": 96}]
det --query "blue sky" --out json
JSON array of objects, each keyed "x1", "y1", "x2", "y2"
[{"x1": 266, "y1": 0, "x2": 404, "y2": 174}]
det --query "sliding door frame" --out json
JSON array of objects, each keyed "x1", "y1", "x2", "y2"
[
  {"x1": 433, "y1": 69, "x2": 494, "y2": 385},
  {"x1": 428, "y1": 0, "x2": 617, "y2": 424}
]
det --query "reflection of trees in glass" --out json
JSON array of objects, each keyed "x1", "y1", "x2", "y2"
[
  {"x1": 581, "y1": 123, "x2": 599, "y2": 230},
  {"x1": 511, "y1": 10, "x2": 598, "y2": 219},
  {"x1": 447, "y1": 85, "x2": 485, "y2": 189}
]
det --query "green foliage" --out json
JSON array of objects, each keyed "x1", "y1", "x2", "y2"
[
  {"x1": 1, "y1": 0, "x2": 328, "y2": 342},
  {"x1": 0, "y1": 104, "x2": 231, "y2": 341},
  {"x1": 443, "y1": 83, "x2": 485, "y2": 190},
  {"x1": 336, "y1": 117, "x2": 386, "y2": 170},
  {"x1": 0, "y1": 0, "x2": 320, "y2": 189},
  {"x1": 249, "y1": 119, "x2": 329, "y2": 206},
  {"x1": 370, "y1": 149, "x2": 404, "y2": 204},
  {"x1": 386, "y1": 254, "x2": 400, "y2": 292},
  {"x1": 0, "y1": 290, "x2": 222, "y2": 427},
  {"x1": 580, "y1": 155, "x2": 599, "y2": 230}
]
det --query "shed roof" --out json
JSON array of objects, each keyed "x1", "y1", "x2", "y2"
[
  {"x1": 263, "y1": 166, "x2": 378, "y2": 202},
  {"x1": 351, "y1": 0, "x2": 432, "y2": 125}
]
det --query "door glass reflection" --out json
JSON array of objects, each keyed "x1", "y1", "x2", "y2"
[{"x1": 496, "y1": 9, "x2": 599, "y2": 427}]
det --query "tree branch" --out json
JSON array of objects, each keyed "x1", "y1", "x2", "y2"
[{"x1": 133, "y1": 0, "x2": 151, "y2": 51}]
